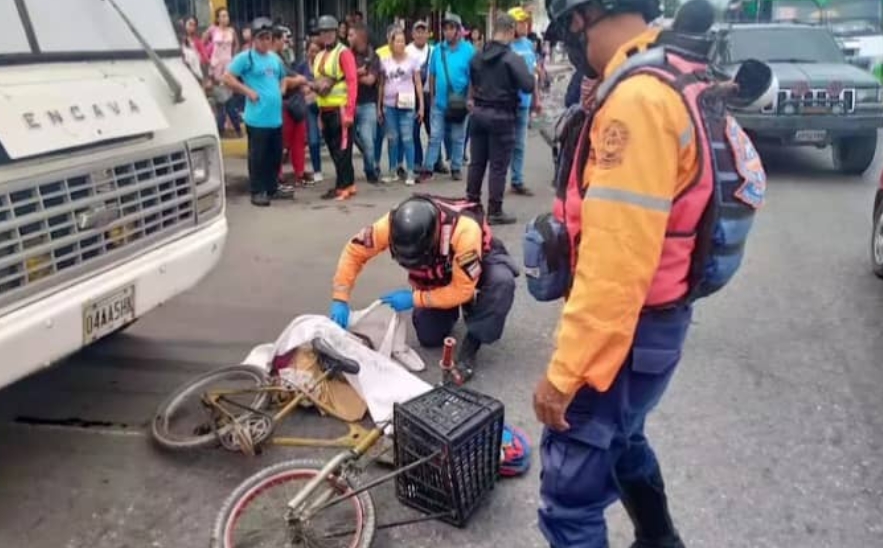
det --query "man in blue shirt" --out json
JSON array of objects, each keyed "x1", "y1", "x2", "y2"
[
  {"x1": 507, "y1": 7, "x2": 541, "y2": 196},
  {"x1": 420, "y1": 13, "x2": 475, "y2": 182},
  {"x1": 224, "y1": 18, "x2": 305, "y2": 206}
]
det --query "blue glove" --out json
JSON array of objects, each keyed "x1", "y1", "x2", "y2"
[
  {"x1": 329, "y1": 300, "x2": 350, "y2": 329},
  {"x1": 380, "y1": 289, "x2": 414, "y2": 312}
]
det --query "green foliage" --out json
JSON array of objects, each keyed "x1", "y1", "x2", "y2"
[{"x1": 372, "y1": 0, "x2": 523, "y2": 26}]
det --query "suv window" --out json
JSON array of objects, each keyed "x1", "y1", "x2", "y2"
[{"x1": 723, "y1": 27, "x2": 846, "y2": 64}]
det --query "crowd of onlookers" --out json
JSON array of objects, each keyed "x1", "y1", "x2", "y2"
[{"x1": 175, "y1": 7, "x2": 553, "y2": 216}]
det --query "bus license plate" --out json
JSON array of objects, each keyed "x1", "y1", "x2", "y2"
[
  {"x1": 794, "y1": 130, "x2": 827, "y2": 143},
  {"x1": 82, "y1": 284, "x2": 135, "y2": 344}
]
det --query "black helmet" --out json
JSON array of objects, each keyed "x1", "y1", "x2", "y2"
[
  {"x1": 547, "y1": 0, "x2": 662, "y2": 25},
  {"x1": 389, "y1": 197, "x2": 439, "y2": 268},
  {"x1": 316, "y1": 15, "x2": 339, "y2": 32},
  {"x1": 251, "y1": 17, "x2": 274, "y2": 35}
]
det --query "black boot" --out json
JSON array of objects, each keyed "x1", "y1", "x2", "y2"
[
  {"x1": 487, "y1": 201, "x2": 516, "y2": 225},
  {"x1": 455, "y1": 334, "x2": 482, "y2": 382},
  {"x1": 618, "y1": 470, "x2": 685, "y2": 548}
]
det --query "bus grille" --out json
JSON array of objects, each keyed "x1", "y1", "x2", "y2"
[{"x1": 0, "y1": 147, "x2": 196, "y2": 306}]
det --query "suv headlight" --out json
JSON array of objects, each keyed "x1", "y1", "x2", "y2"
[{"x1": 187, "y1": 138, "x2": 224, "y2": 222}]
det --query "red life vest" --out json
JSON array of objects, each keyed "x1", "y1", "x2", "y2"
[
  {"x1": 399, "y1": 195, "x2": 494, "y2": 290},
  {"x1": 554, "y1": 46, "x2": 765, "y2": 308}
]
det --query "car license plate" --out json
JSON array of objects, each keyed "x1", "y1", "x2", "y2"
[
  {"x1": 794, "y1": 130, "x2": 827, "y2": 143},
  {"x1": 802, "y1": 106, "x2": 829, "y2": 115},
  {"x1": 82, "y1": 284, "x2": 135, "y2": 344}
]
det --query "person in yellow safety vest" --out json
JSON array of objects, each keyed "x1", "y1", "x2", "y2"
[
  {"x1": 312, "y1": 15, "x2": 359, "y2": 201},
  {"x1": 533, "y1": 0, "x2": 766, "y2": 547}
]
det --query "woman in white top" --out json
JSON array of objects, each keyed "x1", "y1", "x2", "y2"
[{"x1": 377, "y1": 28, "x2": 424, "y2": 186}]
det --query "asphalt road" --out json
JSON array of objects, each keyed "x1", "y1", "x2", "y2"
[{"x1": 1, "y1": 133, "x2": 882, "y2": 548}]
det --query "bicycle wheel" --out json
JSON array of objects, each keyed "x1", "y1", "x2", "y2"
[
  {"x1": 211, "y1": 458, "x2": 376, "y2": 548},
  {"x1": 151, "y1": 365, "x2": 271, "y2": 451}
]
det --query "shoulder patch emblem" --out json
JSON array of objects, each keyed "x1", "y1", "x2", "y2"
[
  {"x1": 595, "y1": 119, "x2": 629, "y2": 170},
  {"x1": 457, "y1": 250, "x2": 482, "y2": 281},
  {"x1": 725, "y1": 116, "x2": 766, "y2": 209},
  {"x1": 351, "y1": 226, "x2": 375, "y2": 248}
]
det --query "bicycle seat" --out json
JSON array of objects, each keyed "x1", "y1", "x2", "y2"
[{"x1": 311, "y1": 337, "x2": 361, "y2": 376}]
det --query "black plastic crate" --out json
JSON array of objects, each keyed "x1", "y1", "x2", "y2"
[{"x1": 393, "y1": 385, "x2": 505, "y2": 528}]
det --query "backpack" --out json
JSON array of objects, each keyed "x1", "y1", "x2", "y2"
[{"x1": 523, "y1": 46, "x2": 765, "y2": 306}]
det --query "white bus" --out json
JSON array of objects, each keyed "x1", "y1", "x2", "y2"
[{"x1": 0, "y1": 0, "x2": 227, "y2": 389}]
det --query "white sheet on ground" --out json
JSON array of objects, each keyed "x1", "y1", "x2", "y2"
[
  {"x1": 241, "y1": 314, "x2": 433, "y2": 427},
  {"x1": 348, "y1": 300, "x2": 426, "y2": 372}
]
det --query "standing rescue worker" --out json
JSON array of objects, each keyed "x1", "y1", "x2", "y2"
[
  {"x1": 328, "y1": 195, "x2": 519, "y2": 377},
  {"x1": 313, "y1": 15, "x2": 359, "y2": 201},
  {"x1": 532, "y1": 0, "x2": 766, "y2": 547}
]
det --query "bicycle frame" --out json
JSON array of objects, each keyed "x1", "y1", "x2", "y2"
[{"x1": 202, "y1": 369, "x2": 373, "y2": 449}]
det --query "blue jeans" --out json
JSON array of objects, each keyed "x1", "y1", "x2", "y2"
[
  {"x1": 538, "y1": 306, "x2": 693, "y2": 548},
  {"x1": 510, "y1": 107, "x2": 530, "y2": 187},
  {"x1": 354, "y1": 103, "x2": 378, "y2": 179},
  {"x1": 423, "y1": 105, "x2": 466, "y2": 173},
  {"x1": 384, "y1": 106, "x2": 416, "y2": 176},
  {"x1": 306, "y1": 105, "x2": 322, "y2": 174}
]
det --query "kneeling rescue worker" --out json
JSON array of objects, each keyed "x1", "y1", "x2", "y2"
[
  {"x1": 329, "y1": 195, "x2": 519, "y2": 379},
  {"x1": 532, "y1": 0, "x2": 767, "y2": 546}
]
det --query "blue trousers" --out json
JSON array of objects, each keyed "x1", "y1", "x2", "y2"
[
  {"x1": 384, "y1": 106, "x2": 416, "y2": 176},
  {"x1": 306, "y1": 105, "x2": 322, "y2": 174},
  {"x1": 354, "y1": 103, "x2": 378, "y2": 180},
  {"x1": 510, "y1": 107, "x2": 530, "y2": 187},
  {"x1": 422, "y1": 105, "x2": 466, "y2": 174},
  {"x1": 538, "y1": 305, "x2": 693, "y2": 548}
]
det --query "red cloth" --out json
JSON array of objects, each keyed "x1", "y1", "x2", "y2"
[{"x1": 282, "y1": 110, "x2": 306, "y2": 177}]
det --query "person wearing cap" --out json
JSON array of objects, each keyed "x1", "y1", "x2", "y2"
[
  {"x1": 420, "y1": 13, "x2": 475, "y2": 183},
  {"x1": 467, "y1": 13, "x2": 535, "y2": 226},
  {"x1": 507, "y1": 6, "x2": 542, "y2": 197},
  {"x1": 313, "y1": 15, "x2": 359, "y2": 201},
  {"x1": 223, "y1": 18, "x2": 305, "y2": 207},
  {"x1": 407, "y1": 20, "x2": 434, "y2": 170}
]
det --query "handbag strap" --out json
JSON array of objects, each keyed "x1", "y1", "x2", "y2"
[{"x1": 440, "y1": 46, "x2": 455, "y2": 96}]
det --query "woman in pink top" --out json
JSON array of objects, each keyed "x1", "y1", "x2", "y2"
[
  {"x1": 377, "y1": 28, "x2": 424, "y2": 185},
  {"x1": 203, "y1": 8, "x2": 242, "y2": 136}
]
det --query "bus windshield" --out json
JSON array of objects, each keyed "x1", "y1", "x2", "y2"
[{"x1": 0, "y1": 0, "x2": 178, "y2": 58}]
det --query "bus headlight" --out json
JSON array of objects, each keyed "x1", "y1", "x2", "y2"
[{"x1": 187, "y1": 138, "x2": 224, "y2": 223}]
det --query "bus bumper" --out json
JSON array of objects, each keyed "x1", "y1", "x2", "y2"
[{"x1": 0, "y1": 217, "x2": 228, "y2": 389}]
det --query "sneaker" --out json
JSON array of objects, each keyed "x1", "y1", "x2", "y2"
[
  {"x1": 320, "y1": 188, "x2": 338, "y2": 200},
  {"x1": 405, "y1": 177, "x2": 416, "y2": 186},
  {"x1": 451, "y1": 170, "x2": 462, "y2": 181},
  {"x1": 275, "y1": 183, "x2": 296, "y2": 198},
  {"x1": 488, "y1": 211, "x2": 517, "y2": 225},
  {"x1": 335, "y1": 185, "x2": 357, "y2": 200},
  {"x1": 313, "y1": 172, "x2": 324, "y2": 183},
  {"x1": 418, "y1": 171, "x2": 434, "y2": 183},
  {"x1": 434, "y1": 162, "x2": 450, "y2": 174},
  {"x1": 381, "y1": 171, "x2": 399, "y2": 184},
  {"x1": 251, "y1": 192, "x2": 270, "y2": 207},
  {"x1": 510, "y1": 185, "x2": 534, "y2": 196},
  {"x1": 396, "y1": 166, "x2": 407, "y2": 180},
  {"x1": 367, "y1": 173, "x2": 381, "y2": 185}
]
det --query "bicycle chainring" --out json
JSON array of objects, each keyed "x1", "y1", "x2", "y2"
[{"x1": 219, "y1": 414, "x2": 274, "y2": 454}]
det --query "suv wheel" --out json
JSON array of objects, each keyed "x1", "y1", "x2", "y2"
[
  {"x1": 872, "y1": 201, "x2": 883, "y2": 278},
  {"x1": 833, "y1": 133, "x2": 877, "y2": 175}
]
